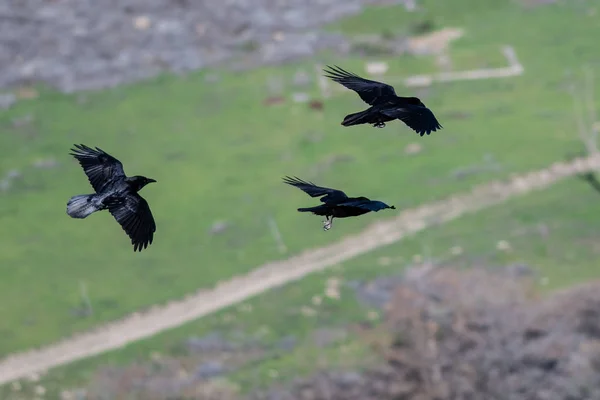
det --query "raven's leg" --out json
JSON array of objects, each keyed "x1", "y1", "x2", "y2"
[
  {"x1": 323, "y1": 216, "x2": 333, "y2": 231},
  {"x1": 373, "y1": 121, "x2": 386, "y2": 128}
]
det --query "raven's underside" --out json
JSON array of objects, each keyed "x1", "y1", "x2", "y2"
[
  {"x1": 298, "y1": 204, "x2": 370, "y2": 231},
  {"x1": 341, "y1": 108, "x2": 394, "y2": 129}
]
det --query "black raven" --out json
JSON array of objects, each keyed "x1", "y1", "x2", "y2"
[
  {"x1": 323, "y1": 65, "x2": 442, "y2": 136},
  {"x1": 66, "y1": 144, "x2": 157, "y2": 252},
  {"x1": 283, "y1": 176, "x2": 395, "y2": 231}
]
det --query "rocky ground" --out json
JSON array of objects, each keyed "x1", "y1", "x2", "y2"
[
  {"x1": 249, "y1": 266, "x2": 600, "y2": 400},
  {"x1": 69, "y1": 264, "x2": 600, "y2": 400},
  {"x1": 0, "y1": 0, "x2": 413, "y2": 95}
]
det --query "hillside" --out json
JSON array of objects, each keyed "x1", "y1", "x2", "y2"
[{"x1": 0, "y1": 0, "x2": 599, "y2": 398}]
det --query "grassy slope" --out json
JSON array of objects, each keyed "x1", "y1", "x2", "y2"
[
  {"x1": 16, "y1": 161, "x2": 600, "y2": 399},
  {"x1": 0, "y1": 0, "x2": 598, "y2": 356}
]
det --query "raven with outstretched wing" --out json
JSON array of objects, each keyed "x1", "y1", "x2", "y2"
[
  {"x1": 324, "y1": 65, "x2": 442, "y2": 136},
  {"x1": 283, "y1": 176, "x2": 395, "y2": 231},
  {"x1": 66, "y1": 144, "x2": 157, "y2": 252}
]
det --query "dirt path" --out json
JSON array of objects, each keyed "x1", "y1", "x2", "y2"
[{"x1": 1, "y1": 154, "x2": 599, "y2": 385}]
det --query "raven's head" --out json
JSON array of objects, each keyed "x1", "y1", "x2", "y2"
[
  {"x1": 127, "y1": 175, "x2": 157, "y2": 191},
  {"x1": 406, "y1": 97, "x2": 425, "y2": 107}
]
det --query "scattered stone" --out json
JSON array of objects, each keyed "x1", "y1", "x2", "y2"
[
  {"x1": 301, "y1": 306, "x2": 317, "y2": 317},
  {"x1": 365, "y1": 61, "x2": 389, "y2": 75},
  {"x1": 0, "y1": 180, "x2": 10, "y2": 192},
  {"x1": 276, "y1": 335, "x2": 298, "y2": 351},
  {"x1": 195, "y1": 361, "x2": 226, "y2": 379},
  {"x1": 11, "y1": 114, "x2": 33, "y2": 128},
  {"x1": 350, "y1": 275, "x2": 405, "y2": 309},
  {"x1": 34, "y1": 385, "x2": 46, "y2": 396},
  {"x1": 292, "y1": 69, "x2": 311, "y2": 87},
  {"x1": 132, "y1": 15, "x2": 152, "y2": 30},
  {"x1": 496, "y1": 239, "x2": 512, "y2": 251},
  {"x1": 404, "y1": 142, "x2": 422, "y2": 155},
  {"x1": 406, "y1": 27, "x2": 465, "y2": 56},
  {"x1": 186, "y1": 332, "x2": 236, "y2": 353},
  {"x1": 312, "y1": 328, "x2": 348, "y2": 348},
  {"x1": 312, "y1": 295, "x2": 323, "y2": 306},
  {"x1": 0, "y1": 0, "x2": 372, "y2": 93},
  {"x1": 0, "y1": 92, "x2": 16, "y2": 110},
  {"x1": 32, "y1": 158, "x2": 59, "y2": 169},
  {"x1": 208, "y1": 221, "x2": 230, "y2": 235},
  {"x1": 291, "y1": 92, "x2": 310, "y2": 103},
  {"x1": 204, "y1": 73, "x2": 220, "y2": 84}
]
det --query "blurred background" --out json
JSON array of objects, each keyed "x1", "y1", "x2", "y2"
[{"x1": 1, "y1": 0, "x2": 600, "y2": 399}]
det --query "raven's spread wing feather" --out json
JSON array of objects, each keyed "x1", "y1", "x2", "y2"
[
  {"x1": 283, "y1": 176, "x2": 348, "y2": 203},
  {"x1": 323, "y1": 65, "x2": 396, "y2": 105},
  {"x1": 70, "y1": 144, "x2": 126, "y2": 193},
  {"x1": 105, "y1": 193, "x2": 156, "y2": 252},
  {"x1": 380, "y1": 105, "x2": 442, "y2": 136}
]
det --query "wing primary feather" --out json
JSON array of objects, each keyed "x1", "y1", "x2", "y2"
[{"x1": 106, "y1": 193, "x2": 156, "y2": 252}]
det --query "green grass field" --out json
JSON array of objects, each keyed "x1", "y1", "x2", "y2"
[
  {"x1": 10, "y1": 165, "x2": 600, "y2": 399},
  {"x1": 0, "y1": 0, "x2": 598, "y2": 363}
]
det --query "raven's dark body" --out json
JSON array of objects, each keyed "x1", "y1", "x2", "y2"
[
  {"x1": 324, "y1": 65, "x2": 442, "y2": 136},
  {"x1": 66, "y1": 144, "x2": 157, "y2": 252},
  {"x1": 283, "y1": 176, "x2": 395, "y2": 230}
]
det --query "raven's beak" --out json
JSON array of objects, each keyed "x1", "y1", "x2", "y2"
[
  {"x1": 148, "y1": 178, "x2": 157, "y2": 184},
  {"x1": 390, "y1": 205, "x2": 396, "y2": 209}
]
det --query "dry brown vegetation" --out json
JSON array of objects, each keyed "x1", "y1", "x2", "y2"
[
  {"x1": 70, "y1": 265, "x2": 600, "y2": 400},
  {"x1": 250, "y1": 266, "x2": 600, "y2": 400}
]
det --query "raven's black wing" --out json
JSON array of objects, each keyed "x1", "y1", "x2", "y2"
[
  {"x1": 70, "y1": 144, "x2": 126, "y2": 193},
  {"x1": 323, "y1": 65, "x2": 397, "y2": 105},
  {"x1": 339, "y1": 199, "x2": 392, "y2": 212},
  {"x1": 105, "y1": 193, "x2": 156, "y2": 252},
  {"x1": 380, "y1": 105, "x2": 443, "y2": 136},
  {"x1": 283, "y1": 176, "x2": 348, "y2": 203}
]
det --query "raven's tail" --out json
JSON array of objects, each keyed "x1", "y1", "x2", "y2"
[
  {"x1": 341, "y1": 108, "x2": 374, "y2": 127},
  {"x1": 67, "y1": 194, "x2": 99, "y2": 219},
  {"x1": 298, "y1": 205, "x2": 329, "y2": 216}
]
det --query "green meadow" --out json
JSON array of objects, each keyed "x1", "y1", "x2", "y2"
[
  {"x1": 14, "y1": 162, "x2": 600, "y2": 399},
  {"x1": 0, "y1": 0, "x2": 598, "y2": 378}
]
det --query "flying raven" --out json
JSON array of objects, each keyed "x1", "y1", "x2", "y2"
[
  {"x1": 283, "y1": 176, "x2": 396, "y2": 231},
  {"x1": 66, "y1": 144, "x2": 157, "y2": 252},
  {"x1": 323, "y1": 65, "x2": 442, "y2": 136}
]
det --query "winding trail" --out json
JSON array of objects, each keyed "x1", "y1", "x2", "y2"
[{"x1": 1, "y1": 154, "x2": 599, "y2": 385}]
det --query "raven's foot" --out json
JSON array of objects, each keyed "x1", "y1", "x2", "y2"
[
  {"x1": 323, "y1": 217, "x2": 333, "y2": 231},
  {"x1": 373, "y1": 122, "x2": 386, "y2": 128}
]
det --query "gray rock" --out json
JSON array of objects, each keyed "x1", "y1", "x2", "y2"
[
  {"x1": 185, "y1": 332, "x2": 235, "y2": 352},
  {"x1": 194, "y1": 361, "x2": 226, "y2": 379},
  {"x1": 277, "y1": 335, "x2": 298, "y2": 351},
  {"x1": 208, "y1": 221, "x2": 230, "y2": 235},
  {"x1": 0, "y1": 0, "x2": 371, "y2": 93},
  {"x1": 0, "y1": 93, "x2": 16, "y2": 110}
]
